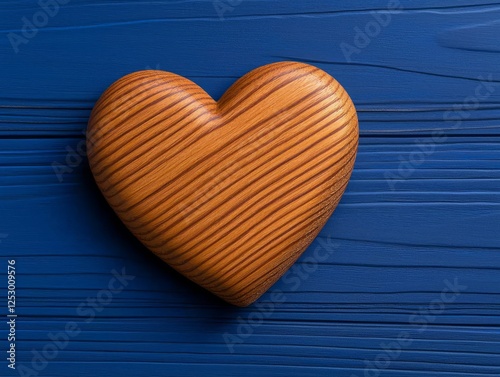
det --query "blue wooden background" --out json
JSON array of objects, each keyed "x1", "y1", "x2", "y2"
[{"x1": 1, "y1": 1, "x2": 500, "y2": 376}]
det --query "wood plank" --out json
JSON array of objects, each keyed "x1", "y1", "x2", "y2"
[
  {"x1": 1, "y1": 1, "x2": 500, "y2": 135},
  {"x1": 1, "y1": 1, "x2": 499, "y2": 376}
]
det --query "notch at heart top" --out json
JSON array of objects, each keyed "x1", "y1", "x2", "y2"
[{"x1": 87, "y1": 62, "x2": 358, "y2": 306}]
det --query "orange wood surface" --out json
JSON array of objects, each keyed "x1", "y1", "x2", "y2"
[{"x1": 87, "y1": 62, "x2": 358, "y2": 306}]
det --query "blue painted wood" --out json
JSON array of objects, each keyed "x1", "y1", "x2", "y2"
[{"x1": 1, "y1": 1, "x2": 500, "y2": 376}]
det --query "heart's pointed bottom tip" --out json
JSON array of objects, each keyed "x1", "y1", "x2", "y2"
[
  {"x1": 224, "y1": 296, "x2": 259, "y2": 308},
  {"x1": 214, "y1": 287, "x2": 263, "y2": 307}
]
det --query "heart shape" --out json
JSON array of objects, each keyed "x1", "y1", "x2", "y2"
[{"x1": 87, "y1": 62, "x2": 358, "y2": 306}]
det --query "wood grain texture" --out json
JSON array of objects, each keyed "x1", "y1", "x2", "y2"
[
  {"x1": 87, "y1": 62, "x2": 358, "y2": 306},
  {"x1": 1, "y1": 1, "x2": 500, "y2": 376}
]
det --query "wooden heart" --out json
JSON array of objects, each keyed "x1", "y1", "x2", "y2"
[{"x1": 87, "y1": 62, "x2": 358, "y2": 306}]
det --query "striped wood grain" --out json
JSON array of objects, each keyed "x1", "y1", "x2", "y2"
[{"x1": 87, "y1": 62, "x2": 358, "y2": 306}]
